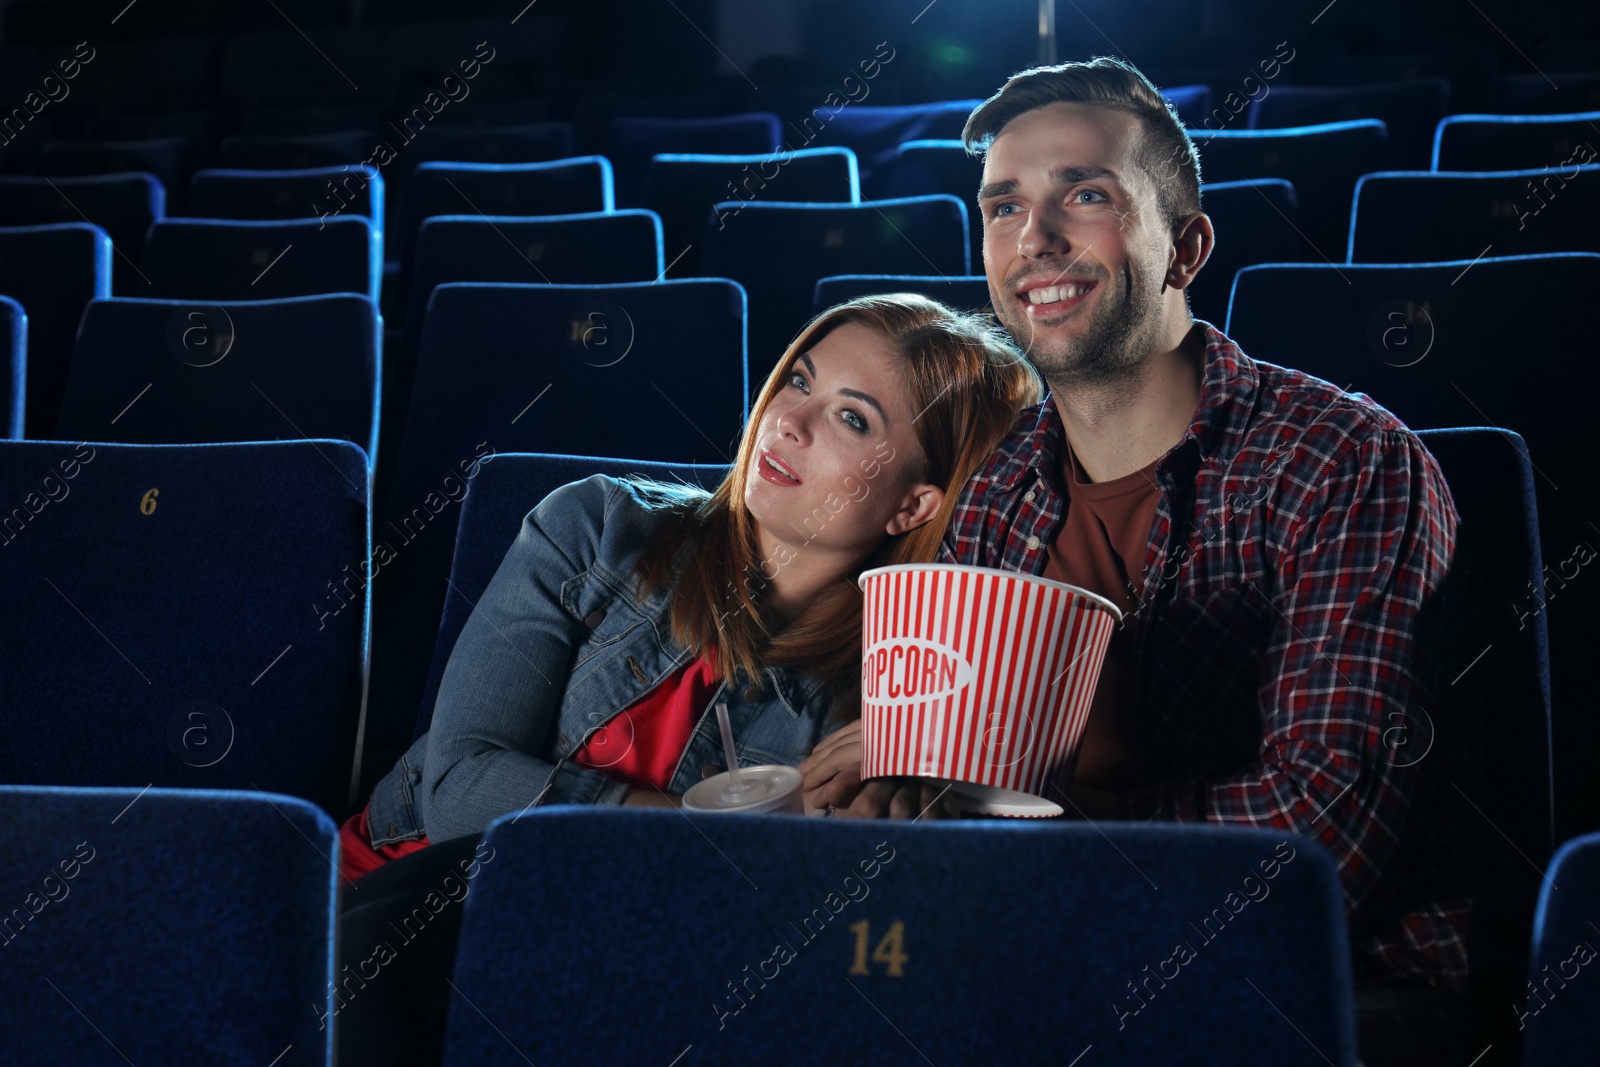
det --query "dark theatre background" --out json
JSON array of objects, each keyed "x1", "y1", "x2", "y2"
[{"x1": 0, "y1": 0, "x2": 1596, "y2": 1064}]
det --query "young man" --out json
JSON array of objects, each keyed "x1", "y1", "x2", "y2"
[
  {"x1": 802, "y1": 56, "x2": 1490, "y2": 1065},
  {"x1": 947, "y1": 57, "x2": 1483, "y2": 1064}
]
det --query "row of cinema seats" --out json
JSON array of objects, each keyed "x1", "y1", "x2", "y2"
[
  {"x1": 0, "y1": 246, "x2": 1594, "y2": 824},
  {"x1": 0, "y1": 422, "x2": 1574, "y2": 1064}
]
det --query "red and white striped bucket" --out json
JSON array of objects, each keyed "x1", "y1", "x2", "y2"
[{"x1": 858, "y1": 563, "x2": 1121, "y2": 805}]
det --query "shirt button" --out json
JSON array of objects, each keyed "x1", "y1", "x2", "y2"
[
  {"x1": 1023, "y1": 490, "x2": 1036, "y2": 503},
  {"x1": 1027, "y1": 535, "x2": 1041, "y2": 551}
]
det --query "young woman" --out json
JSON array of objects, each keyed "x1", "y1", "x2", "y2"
[
  {"x1": 342, "y1": 294, "x2": 1040, "y2": 876},
  {"x1": 334, "y1": 295, "x2": 1038, "y2": 1066}
]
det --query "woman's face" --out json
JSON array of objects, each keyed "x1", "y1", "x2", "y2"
[{"x1": 743, "y1": 321, "x2": 942, "y2": 570}]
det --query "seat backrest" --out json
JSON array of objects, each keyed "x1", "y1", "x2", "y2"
[
  {"x1": 1348, "y1": 166, "x2": 1600, "y2": 262},
  {"x1": 1523, "y1": 832, "x2": 1600, "y2": 1065},
  {"x1": 812, "y1": 273, "x2": 991, "y2": 315},
  {"x1": 0, "y1": 173, "x2": 164, "y2": 295},
  {"x1": 0, "y1": 222, "x2": 111, "y2": 437},
  {"x1": 1186, "y1": 178, "x2": 1299, "y2": 328},
  {"x1": 0, "y1": 785, "x2": 336, "y2": 1065},
  {"x1": 0, "y1": 295, "x2": 23, "y2": 439},
  {"x1": 443, "y1": 811, "x2": 1357, "y2": 1065},
  {"x1": 1247, "y1": 79, "x2": 1449, "y2": 168},
  {"x1": 700, "y1": 195, "x2": 969, "y2": 381},
  {"x1": 607, "y1": 113, "x2": 781, "y2": 206},
  {"x1": 799, "y1": 100, "x2": 981, "y2": 197},
  {"x1": 1190, "y1": 120, "x2": 1390, "y2": 257},
  {"x1": 138, "y1": 215, "x2": 380, "y2": 301},
  {"x1": 401, "y1": 157, "x2": 614, "y2": 265},
  {"x1": 0, "y1": 440, "x2": 369, "y2": 815},
  {"x1": 1433, "y1": 110, "x2": 1600, "y2": 171},
  {"x1": 884, "y1": 139, "x2": 983, "y2": 268},
  {"x1": 413, "y1": 452, "x2": 727, "y2": 738},
  {"x1": 364, "y1": 281, "x2": 742, "y2": 788},
  {"x1": 219, "y1": 130, "x2": 374, "y2": 171},
  {"x1": 188, "y1": 165, "x2": 384, "y2": 238},
  {"x1": 34, "y1": 137, "x2": 198, "y2": 209},
  {"x1": 648, "y1": 147, "x2": 859, "y2": 279},
  {"x1": 55, "y1": 294, "x2": 380, "y2": 465},
  {"x1": 1224, "y1": 253, "x2": 1598, "y2": 839}
]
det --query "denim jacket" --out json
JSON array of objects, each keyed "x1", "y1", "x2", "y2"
[{"x1": 367, "y1": 474, "x2": 836, "y2": 847}]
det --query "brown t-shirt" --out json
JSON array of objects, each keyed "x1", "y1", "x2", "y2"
[{"x1": 1040, "y1": 436, "x2": 1162, "y2": 792}]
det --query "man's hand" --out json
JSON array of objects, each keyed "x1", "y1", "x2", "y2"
[{"x1": 801, "y1": 721, "x2": 956, "y2": 819}]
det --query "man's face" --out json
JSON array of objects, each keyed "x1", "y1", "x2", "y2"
[{"x1": 978, "y1": 101, "x2": 1174, "y2": 386}]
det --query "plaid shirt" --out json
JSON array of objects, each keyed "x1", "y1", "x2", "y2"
[{"x1": 940, "y1": 323, "x2": 1477, "y2": 993}]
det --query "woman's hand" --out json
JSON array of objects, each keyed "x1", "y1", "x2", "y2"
[{"x1": 800, "y1": 721, "x2": 953, "y2": 819}]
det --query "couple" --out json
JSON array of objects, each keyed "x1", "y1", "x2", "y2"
[{"x1": 344, "y1": 57, "x2": 1481, "y2": 1067}]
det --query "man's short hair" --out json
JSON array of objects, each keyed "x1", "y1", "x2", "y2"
[{"x1": 961, "y1": 56, "x2": 1203, "y2": 233}]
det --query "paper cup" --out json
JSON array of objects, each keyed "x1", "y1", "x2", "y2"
[
  {"x1": 858, "y1": 563, "x2": 1121, "y2": 809},
  {"x1": 682, "y1": 765, "x2": 804, "y2": 815}
]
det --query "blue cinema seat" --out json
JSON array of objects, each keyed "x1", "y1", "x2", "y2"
[
  {"x1": 442, "y1": 812, "x2": 1357, "y2": 1065},
  {"x1": 0, "y1": 173, "x2": 164, "y2": 294},
  {"x1": 1432, "y1": 110, "x2": 1600, "y2": 172},
  {"x1": 1522, "y1": 832, "x2": 1600, "y2": 1064},
  {"x1": 54, "y1": 294, "x2": 380, "y2": 466},
  {"x1": 607, "y1": 113, "x2": 781, "y2": 206},
  {"x1": 0, "y1": 440, "x2": 369, "y2": 815},
  {"x1": 1189, "y1": 120, "x2": 1390, "y2": 259},
  {"x1": 188, "y1": 165, "x2": 384, "y2": 240},
  {"x1": 800, "y1": 99, "x2": 981, "y2": 198},
  {"x1": 363, "y1": 280, "x2": 745, "y2": 794},
  {"x1": 1347, "y1": 166, "x2": 1600, "y2": 262},
  {"x1": 400, "y1": 156, "x2": 614, "y2": 265},
  {"x1": 700, "y1": 195, "x2": 969, "y2": 380},
  {"x1": 413, "y1": 453, "x2": 727, "y2": 739},
  {"x1": 647, "y1": 147, "x2": 860, "y2": 278},
  {"x1": 138, "y1": 216, "x2": 380, "y2": 301},
  {"x1": 1247, "y1": 79, "x2": 1450, "y2": 169},
  {"x1": 0, "y1": 785, "x2": 337, "y2": 1065},
  {"x1": 0, "y1": 222, "x2": 111, "y2": 438}
]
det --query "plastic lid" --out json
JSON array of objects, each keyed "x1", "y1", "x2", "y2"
[{"x1": 682, "y1": 765, "x2": 802, "y2": 814}]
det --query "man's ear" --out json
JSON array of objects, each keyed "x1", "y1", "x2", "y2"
[
  {"x1": 1166, "y1": 210, "x2": 1214, "y2": 292},
  {"x1": 884, "y1": 483, "x2": 946, "y2": 537}
]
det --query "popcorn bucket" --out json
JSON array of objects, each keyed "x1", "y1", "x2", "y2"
[{"x1": 858, "y1": 563, "x2": 1121, "y2": 814}]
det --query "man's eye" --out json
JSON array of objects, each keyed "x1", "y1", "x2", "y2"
[
  {"x1": 1075, "y1": 189, "x2": 1106, "y2": 203},
  {"x1": 991, "y1": 202, "x2": 1017, "y2": 217}
]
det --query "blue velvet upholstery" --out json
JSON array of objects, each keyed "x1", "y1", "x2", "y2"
[
  {"x1": 1189, "y1": 120, "x2": 1390, "y2": 258},
  {"x1": 1348, "y1": 166, "x2": 1600, "y2": 262},
  {"x1": 812, "y1": 273, "x2": 991, "y2": 315},
  {"x1": 138, "y1": 216, "x2": 380, "y2": 301},
  {"x1": 1187, "y1": 178, "x2": 1299, "y2": 328},
  {"x1": 413, "y1": 453, "x2": 726, "y2": 738},
  {"x1": 1523, "y1": 832, "x2": 1600, "y2": 1065},
  {"x1": 607, "y1": 113, "x2": 781, "y2": 206},
  {"x1": 400, "y1": 157, "x2": 614, "y2": 266},
  {"x1": 0, "y1": 173, "x2": 164, "y2": 295},
  {"x1": 700, "y1": 195, "x2": 969, "y2": 381},
  {"x1": 648, "y1": 148, "x2": 860, "y2": 279},
  {"x1": 55, "y1": 294, "x2": 381, "y2": 467},
  {"x1": 797, "y1": 100, "x2": 980, "y2": 198},
  {"x1": 0, "y1": 222, "x2": 111, "y2": 438},
  {"x1": 34, "y1": 137, "x2": 200, "y2": 212},
  {"x1": 364, "y1": 281, "x2": 744, "y2": 794},
  {"x1": 0, "y1": 785, "x2": 337, "y2": 1065},
  {"x1": 188, "y1": 165, "x2": 384, "y2": 239},
  {"x1": 0, "y1": 296, "x2": 23, "y2": 440},
  {"x1": 1247, "y1": 80, "x2": 1450, "y2": 169},
  {"x1": 1433, "y1": 109, "x2": 1600, "y2": 171},
  {"x1": 884, "y1": 140, "x2": 983, "y2": 267},
  {"x1": 443, "y1": 811, "x2": 1357, "y2": 1065},
  {"x1": 389, "y1": 210, "x2": 663, "y2": 467},
  {"x1": 220, "y1": 131, "x2": 377, "y2": 171},
  {"x1": 1224, "y1": 253, "x2": 1593, "y2": 837},
  {"x1": 0, "y1": 440, "x2": 369, "y2": 816}
]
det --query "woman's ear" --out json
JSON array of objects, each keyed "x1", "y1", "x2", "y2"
[{"x1": 884, "y1": 483, "x2": 946, "y2": 537}]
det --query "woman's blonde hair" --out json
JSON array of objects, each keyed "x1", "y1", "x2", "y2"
[{"x1": 635, "y1": 294, "x2": 1042, "y2": 711}]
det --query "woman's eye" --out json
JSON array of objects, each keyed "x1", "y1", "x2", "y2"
[
  {"x1": 840, "y1": 409, "x2": 868, "y2": 433},
  {"x1": 787, "y1": 371, "x2": 809, "y2": 392}
]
